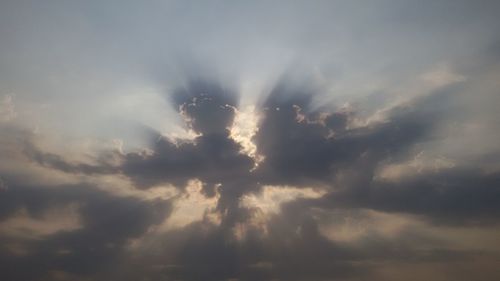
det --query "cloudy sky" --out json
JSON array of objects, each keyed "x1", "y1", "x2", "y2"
[{"x1": 1, "y1": 1, "x2": 500, "y2": 280}]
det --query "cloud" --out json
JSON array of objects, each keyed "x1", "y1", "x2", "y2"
[
  {"x1": 252, "y1": 76, "x2": 438, "y2": 187},
  {"x1": 1, "y1": 0, "x2": 500, "y2": 280},
  {"x1": 2, "y1": 72, "x2": 499, "y2": 280},
  {"x1": 0, "y1": 179, "x2": 172, "y2": 280},
  {"x1": 0, "y1": 204, "x2": 82, "y2": 240}
]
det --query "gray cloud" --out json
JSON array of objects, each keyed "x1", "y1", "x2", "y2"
[
  {"x1": 0, "y1": 179, "x2": 171, "y2": 280},
  {"x1": 1, "y1": 0, "x2": 500, "y2": 280},
  {"x1": 2, "y1": 71, "x2": 499, "y2": 281}
]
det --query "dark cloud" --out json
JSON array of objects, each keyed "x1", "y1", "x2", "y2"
[
  {"x1": 0, "y1": 174, "x2": 171, "y2": 280},
  {"x1": 1, "y1": 76, "x2": 500, "y2": 281},
  {"x1": 101, "y1": 215, "x2": 371, "y2": 281},
  {"x1": 23, "y1": 142, "x2": 119, "y2": 175},
  {"x1": 104, "y1": 79, "x2": 500, "y2": 280},
  {"x1": 321, "y1": 168, "x2": 500, "y2": 225},
  {"x1": 95, "y1": 196, "x2": 495, "y2": 281},
  {"x1": 1, "y1": 0, "x2": 500, "y2": 278},
  {"x1": 252, "y1": 78, "x2": 438, "y2": 186},
  {"x1": 122, "y1": 80, "x2": 258, "y2": 227},
  {"x1": 123, "y1": 80, "x2": 253, "y2": 186}
]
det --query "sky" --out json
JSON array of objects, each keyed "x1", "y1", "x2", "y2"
[{"x1": 1, "y1": 1, "x2": 500, "y2": 280}]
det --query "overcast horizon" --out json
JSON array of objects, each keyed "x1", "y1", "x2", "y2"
[{"x1": 1, "y1": 1, "x2": 500, "y2": 281}]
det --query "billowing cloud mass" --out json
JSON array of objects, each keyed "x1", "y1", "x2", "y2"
[{"x1": 1, "y1": 1, "x2": 500, "y2": 281}]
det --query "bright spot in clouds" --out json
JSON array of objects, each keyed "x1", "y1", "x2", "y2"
[
  {"x1": 240, "y1": 185, "x2": 325, "y2": 215},
  {"x1": 161, "y1": 179, "x2": 220, "y2": 230},
  {"x1": 230, "y1": 105, "x2": 263, "y2": 166}
]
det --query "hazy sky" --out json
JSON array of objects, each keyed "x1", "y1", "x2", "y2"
[{"x1": 1, "y1": 1, "x2": 500, "y2": 281}]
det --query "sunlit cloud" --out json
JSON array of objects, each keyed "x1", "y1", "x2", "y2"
[
  {"x1": 161, "y1": 179, "x2": 220, "y2": 231},
  {"x1": 230, "y1": 105, "x2": 264, "y2": 167},
  {"x1": 240, "y1": 185, "x2": 325, "y2": 215}
]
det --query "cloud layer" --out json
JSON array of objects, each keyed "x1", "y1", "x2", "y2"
[{"x1": 1, "y1": 1, "x2": 500, "y2": 280}]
